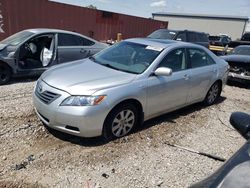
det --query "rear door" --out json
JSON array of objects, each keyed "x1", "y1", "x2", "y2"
[
  {"x1": 186, "y1": 48, "x2": 217, "y2": 103},
  {"x1": 57, "y1": 33, "x2": 96, "y2": 63}
]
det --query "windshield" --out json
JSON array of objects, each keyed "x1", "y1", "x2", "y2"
[
  {"x1": 91, "y1": 41, "x2": 162, "y2": 74},
  {"x1": 232, "y1": 46, "x2": 250, "y2": 55},
  {"x1": 1, "y1": 31, "x2": 34, "y2": 45},
  {"x1": 148, "y1": 29, "x2": 176, "y2": 39}
]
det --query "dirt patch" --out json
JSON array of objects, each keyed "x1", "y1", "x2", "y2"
[{"x1": 0, "y1": 81, "x2": 249, "y2": 187}]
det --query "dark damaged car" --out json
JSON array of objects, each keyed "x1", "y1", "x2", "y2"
[
  {"x1": 0, "y1": 29, "x2": 108, "y2": 85},
  {"x1": 191, "y1": 111, "x2": 250, "y2": 188},
  {"x1": 221, "y1": 45, "x2": 250, "y2": 84}
]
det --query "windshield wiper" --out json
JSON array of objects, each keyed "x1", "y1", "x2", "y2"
[
  {"x1": 101, "y1": 63, "x2": 137, "y2": 74},
  {"x1": 101, "y1": 63, "x2": 121, "y2": 71},
  {"x1": 89, "y1": 56, "x2": 96, "y2": 62}
]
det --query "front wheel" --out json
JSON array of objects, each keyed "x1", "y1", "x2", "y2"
[
  {"x1": 103, "y1": 104, "x2": 138, "y2": 140},
  {"x1": 0, "y1": 64, "x2": 12, "y2": 85},
  {"x1": 203, "y1": 82, "x2": 221, "y2": 106}
]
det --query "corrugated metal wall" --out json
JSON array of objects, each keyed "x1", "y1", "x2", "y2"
[{"x1": 0, "y1": 0, "x2": 167, "y2": 41}]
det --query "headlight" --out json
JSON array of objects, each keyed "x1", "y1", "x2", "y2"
[
  {"x1": 7, "y1": 52, "x2": 15, "y2": 58},
  {"x1": 60, "y1": 95, "x2": 106, "y2": 106}
]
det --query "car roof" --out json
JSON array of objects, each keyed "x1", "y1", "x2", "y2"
[
  {"x1": 24, "y1": 28, "x2": 81, "y2": 36},
  {"x1": 236, "y1": 45, "x2": 250, "y2": 48},
  {"x1": 153, "y1": 29, "x2": 207, "y2": 34},
  {"x1": 125, "y1": 38, "x2": 202, "y2": 49}
]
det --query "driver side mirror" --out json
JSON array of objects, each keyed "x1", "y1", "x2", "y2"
[
  {"x1": 154, "y1": 67, "x2": 172, "y2": 76},
  {"x1": 230, "y1": 112, "x2": 250, "y2": 140}
]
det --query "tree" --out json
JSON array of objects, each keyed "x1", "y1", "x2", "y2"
[{"x1": 86, "y1": 5, "x2": 97, "y2": 9}]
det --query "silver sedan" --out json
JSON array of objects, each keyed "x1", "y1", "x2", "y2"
[{"x1": 33, "y1": 38, "x2": 229, "y2": 140}]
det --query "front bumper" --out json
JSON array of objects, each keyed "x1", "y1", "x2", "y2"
[
  {"x1": 33, "y1": 81, "x2": 110, "y2": 137},
  {"x1": 228, "y1": 72, "x2": 250, "y2": 83}
]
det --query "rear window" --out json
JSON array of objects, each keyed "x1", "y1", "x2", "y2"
[
  {"x1": 232, "y1": 46, "x2": 250, "y2": 55},
  {"x1": 188, "y1": 32, "x2": 208, "y2": 42},
  {"x1": 148, "y1": 29, "x2": 176, "y2": 40},
  {"x1": 197, "y1": 33, "x2": 209, "y2": 42},
  {"x1": 188, "y1": 32, "x2": 198, "y2": 42}
]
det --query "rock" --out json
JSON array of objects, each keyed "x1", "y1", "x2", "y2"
[
  {"x1": 157, "y1": 180, "x2": 164, "y2": 187},
  {"x1": 101, "y1": 173, "x2": 109, "y2": 178},
  {"x1": 27, "y1": 154, "x2": 35, "y2": 162},
  {"x1": 2, "y1": 156, "x2": 7, "y2": 160},
  {"x1": 14, "y1": 161, "x2": 28, "y2": 170}
]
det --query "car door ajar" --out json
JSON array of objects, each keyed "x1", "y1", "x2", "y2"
[
  {"x1": 186, "y1": 48, "x2": 218, "y2": 103},
  {"x1": 146, "y1": 48, "x2": 191, "y2": 118},
  {"x1": 57, "y1": 33, "x2": 95, "y2": 63},
  {"x1": 16, "y1": 33, "x2": 56, "y2": 72}
]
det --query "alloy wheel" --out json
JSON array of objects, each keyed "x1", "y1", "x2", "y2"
[
  {"x1": 111, "y1": 109, "x2": 135, "y2": 137},
  {"x1": 207, "y1": 84, "x2": 219, "y2": 104}
]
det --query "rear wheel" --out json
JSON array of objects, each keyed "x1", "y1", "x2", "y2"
[
  {"x1": 103, "y1": 103, "x2": 138, "y2": 140},
  {"x1": 0, "y1": 64, "x2": 11, "y2": 85},
  {"x1": 204, "y1": 82, "x2": 221, "y2": 105}
]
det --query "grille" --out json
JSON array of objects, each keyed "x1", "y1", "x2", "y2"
[
  {"x1": 228, "y1": 61, "x2": 250, "y2": 74},
  {"x1": 35, "y1": 89, "x2": 61, "y2": 104}
]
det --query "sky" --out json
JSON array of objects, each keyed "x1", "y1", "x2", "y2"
[{"x1": 50, "y1": 0, "x2": 250, "y2": 18}]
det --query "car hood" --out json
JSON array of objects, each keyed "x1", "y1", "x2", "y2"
[
  {"x1": 42, "y1": 59, "x2": 137, "y2": 95},
  {"x1": 0, "y1": 43, "x2": 8, "y2": 51},
  {"x1": 221, "y1": 55, "x2": 250, "y2": 63}
]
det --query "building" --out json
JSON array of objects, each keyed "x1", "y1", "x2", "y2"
[
  {"x1": 152, "y1": 12, "x2": 249, "y2": 40},
  {"x1": 0, "y1": 0, "x2": 167, "y2": 41}
]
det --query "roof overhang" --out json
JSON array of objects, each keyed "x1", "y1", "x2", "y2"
[{"x1": 152, "y1": 12, "x2": 249, "y2": 22}]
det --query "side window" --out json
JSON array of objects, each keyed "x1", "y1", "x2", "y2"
[
  {"x1": 188, "y1": 48, "x2": 215, "y2": 68},
  {"x1": 58, "y1": 33, "x2": 95, "y2": 46},
  {"x1": 82, "y1": 37, "x2": 95, "y2": 46},
  {"x1": 188, "y1": 32, "x2": 197, "y2": 42},
  {"x1": 158, "y1": 48, "x2": 187, "y2": 72},
  {"x1": 175, "y1": 32, "x2": 187, "y2": 41},
  {"x1": 201, "y1": 34, "x2": 209, "y2": 42},
  {"x1": 58, "y1": 33, "x2": 82, "y2": 46}
]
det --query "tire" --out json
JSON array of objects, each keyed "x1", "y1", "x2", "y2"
[
  {"x1": 0, "y1": 63, "x2": 11, "y2": 85},
  {"x1": 203, "y1": 82, "x2": 221, "y2": 106},
  {"x1": 103, "y1": 103, "x2": 139, "y2": 141}
]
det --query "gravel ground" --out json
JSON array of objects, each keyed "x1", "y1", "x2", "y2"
[{"x1": 0, "y1": 79, "x2": 249, "y2": 188}]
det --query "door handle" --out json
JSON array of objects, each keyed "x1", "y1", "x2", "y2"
[
  {"x1": 213, "y1": 68, "x2": 217, "y2": 73},
  {"x1": 183, "y1": 74, "x2": 190, "y2": 80},
  {"x1": 80, "y1": 49, "x2": 87, "y2": 53}
]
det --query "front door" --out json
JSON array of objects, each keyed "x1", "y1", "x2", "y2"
[
  {"x1": 146, "y1": 48, "x2": 190, "y2": 118},
  {"x1": 17, "y1": 34, "x2": 56, "y2": 72}
]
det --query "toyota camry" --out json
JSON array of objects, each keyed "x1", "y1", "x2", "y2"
[{"x1": 33, "y1": 38, "x2": 229, "y2": 140}]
